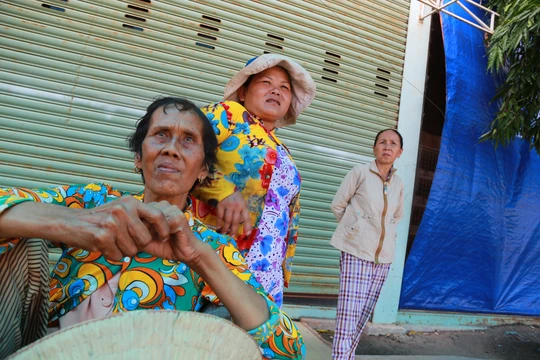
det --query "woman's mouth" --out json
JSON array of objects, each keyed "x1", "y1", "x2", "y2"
[
  {"x1": 266, "y1": 99, "x2": 281, "y2": 106},
  {"x1": 157, "y1": 163, "x2": 179, "y2": 173}
]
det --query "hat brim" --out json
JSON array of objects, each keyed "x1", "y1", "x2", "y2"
[
  {"x1": 9, "y1": 311, "x2": 261, "y2": 360},
  {"x1": 223, "y1": 54, "x2": 316, "y2": 127}
]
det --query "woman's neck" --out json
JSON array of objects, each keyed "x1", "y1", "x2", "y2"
[
  {"x1": 246, "y1": 109, "x2": 276, "y2": 132},
  {"x1": 262, "y1": 121, "x2": 276, "y2": 132},
  {"x1": 375, "y1": 161, "x2": 393, "y2": 180}
]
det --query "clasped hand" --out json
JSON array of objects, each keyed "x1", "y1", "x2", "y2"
[{"x1": 71, "y1": 197, "x2": 204, "y2": 265}]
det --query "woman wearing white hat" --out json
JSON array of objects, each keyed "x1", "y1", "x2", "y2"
[{"x1": 192, "y1": 54, "x2": 316, "y2": 307}]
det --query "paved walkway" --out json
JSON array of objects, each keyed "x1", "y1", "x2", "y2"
[
  {"x1": 296, "y1": 321, "x2": 333, "y2": 360},
  {"x1": 296, "y1": 321, "x2": 486, "y2": 360}
]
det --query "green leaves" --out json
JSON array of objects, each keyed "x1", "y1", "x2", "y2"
[{"x1": 484, "y1": 0, "x2": 540, "y2": 154}]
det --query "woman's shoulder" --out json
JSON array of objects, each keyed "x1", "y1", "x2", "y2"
[
  {"x1": 65, "y1": 183, "x2": 128, "y2": 198},
  {"x1": 222, "y1": 100, "x2": 246, "y2": 111},
  {"x1": 357, "y1": 162, "x2": 372, "y2": 170},
  {"x1": 350, "y1": 162, "x2": 371, "y2": 175},
  {"x1": 201, "y1": 101, "x2": 251, "y2": 131},
  {"x1": 201, "y1": 101, "x2": 246, "y2": 115}
]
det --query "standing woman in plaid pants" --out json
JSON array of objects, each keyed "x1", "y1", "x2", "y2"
[{"x1": 330, "y1": 129, "x2": 404, "y2": 360}]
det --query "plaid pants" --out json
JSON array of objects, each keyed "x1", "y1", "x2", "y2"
[{"x1": 332, "y1": 252, "x2": 391, "y2": 360}]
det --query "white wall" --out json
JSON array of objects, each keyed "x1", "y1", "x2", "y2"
[{"x1": 372, "y1": 0, "x2": 432, "y2": 324}]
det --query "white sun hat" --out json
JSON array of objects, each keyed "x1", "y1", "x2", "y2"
[
  {"x1": 223, "y1": 54, "x2": 317, "y2": 127},
  {"x1": 9, "y1": 311, "x2": 261, "y2": 360}
]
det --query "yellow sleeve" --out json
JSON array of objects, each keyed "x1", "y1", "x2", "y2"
[{"x1": 194, "y1": 101, "x2": 243, "y2": 203}]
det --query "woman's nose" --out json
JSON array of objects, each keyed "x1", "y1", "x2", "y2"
[{"x1": 160, "y1": 140, "x2": 180, "y2": 158}]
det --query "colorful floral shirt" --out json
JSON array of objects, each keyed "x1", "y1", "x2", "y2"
[
  {"x1": 245, "y1": 145, "x2": 300, "y2": 307},
  {"x1": 0, "y1": 184, "x2": 305, "y2": 359},
  {"x1": 192, "y1": 101, "x2": 301, "y2": 288}
]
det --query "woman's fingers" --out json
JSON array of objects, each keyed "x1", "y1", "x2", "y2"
[
  {"x1": 91, "y1": 224, "x2": 125, "y2": 261},
  {"x1": 126, "y1": 216, "x2": 153, "y2": 249},
  {"x1": 161, "y1": 204, "x2": 185, "y2": 234},
  {"x1": 220, "y1": 207, "x2": 234, "y2": 234},
  {"x1": 115, "y1": 224, "x2": 140, "y2": 257},
  {"x1": 170, "y1": 209, "x2": 188, "y2": 234},
  {"x1": 84, "y1": 197, "x2": 171, "y2": 259},
  {"x1": 169, "y1": 218, "x2": 206, "y2": 266},
  {"x1": 100, "y1": 246, "x2": 124, "y2": 262},
  {"x1": 215, "y1": 201, "x2": 226, "y2": 231},
  {"x1": 215, "y1": 192, "x2": 252, "y2": 236},
  {"x1": 83, "y1": 198, "x2": 193, "y2": 261},
  {"x1": 241, "y1": 207, "x2": 252, "y2": 235},
  {"x1": 145, "y1": 201, "x2": 184, "y2": 237},
  {"x1": 228, "y1": 208, "x2": 243, "y2": 236},
  {"x1": 136, "y1": 202, "x2": 171, "y2": 242}
]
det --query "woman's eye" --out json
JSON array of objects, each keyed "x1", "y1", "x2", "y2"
[{"x1": 157, "y1": 131, "x2": 166, "y2": 137}]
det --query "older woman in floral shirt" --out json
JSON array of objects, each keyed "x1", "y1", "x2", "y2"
[
  {"x1": 192, "y1": 54, "x2": 316, "y2": 307},
  {"x1": 0, "y1": 97, "x2": 304, "y2": 359}
]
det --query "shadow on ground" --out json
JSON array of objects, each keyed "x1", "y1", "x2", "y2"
[{"x1": 318, "y1": 324, "x2": 540, "y2": 360}]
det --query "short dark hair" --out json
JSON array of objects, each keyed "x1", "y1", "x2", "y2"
[
  {"x1": 374, "y1": 128, "x2": 403, "y2": 149},
  {"x1": 127, "y1": 97, "x2": 218, "y2": 185}
]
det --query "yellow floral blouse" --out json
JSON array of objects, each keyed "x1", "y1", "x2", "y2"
[
  {"x1": 192, "y1": 101, "x2": 301, "y2": 290},
  {"x1": 0, "y1": 184, "x2": 305, "y2": 359}
]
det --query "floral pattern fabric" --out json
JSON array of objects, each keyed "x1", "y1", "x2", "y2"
[
  {"x1": 191, "y1": 101, "x2": 301, "y2": 290},
  {"x1": 0, "y1": 184, "x2": 305, "y2": 360},
  {"x1": 245, "y1": 145, "x2": 300, "y2": 307}
]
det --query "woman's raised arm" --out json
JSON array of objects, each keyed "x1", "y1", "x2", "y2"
[{"x1": 0, "y1": 185, "x2": 171, "y2": 260}]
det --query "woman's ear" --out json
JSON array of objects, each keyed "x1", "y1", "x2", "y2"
[
  {"x1": 134, "y1": 153, "x2": 142, "y2": 170},
  {"x1": 237, "y1": 86, "x2": 246, "y2": 103},
  {"x1": 199, "y1": 164, "x2": 209, "y2": 182}
]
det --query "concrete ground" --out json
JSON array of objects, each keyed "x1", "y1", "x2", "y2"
[{"x1": 296, "y1": 319, "x2": 488, "y2": 360}]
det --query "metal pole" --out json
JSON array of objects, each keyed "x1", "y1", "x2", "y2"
[
  {"x1": 440, "y1": 9, "x2": 494, "y2": 34},
  {"x1": 457, "y1": 1, "x2": 490, "y2": 32}
]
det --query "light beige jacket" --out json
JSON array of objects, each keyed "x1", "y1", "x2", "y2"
[{"x1": 330, "y1": 161, "x2": 404, "y2": 264}]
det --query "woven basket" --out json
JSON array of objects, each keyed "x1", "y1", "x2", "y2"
[{"x1": 9, "y1": 311, "x2": 261, "y2": 359}]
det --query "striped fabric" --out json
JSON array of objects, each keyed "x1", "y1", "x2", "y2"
[
  {"x1": 332, "y1": 252, "x2": 391, "y2": 360},
  {"x1": 0, "y1": 238, "x2": 49, "y2": 359}
]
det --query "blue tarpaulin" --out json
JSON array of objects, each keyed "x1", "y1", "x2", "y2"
[{"x1": 399, "y1": 3, "x2": 540, "y2": 315}]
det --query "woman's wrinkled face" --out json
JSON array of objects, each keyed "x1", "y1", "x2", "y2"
[
  {"x1": 134, "y1": 107, "x2": 208, "y2": 203},
  {"x1": 238, "y1": 66, "x2": 292, "y2": 125},
  {"x1": 373, "y1": 130, "x2": 403, "y2": 166}
]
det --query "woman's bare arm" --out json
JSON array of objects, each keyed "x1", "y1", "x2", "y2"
[{"x1": 0, "y1": 197, "x2": 171, "y2": 260}]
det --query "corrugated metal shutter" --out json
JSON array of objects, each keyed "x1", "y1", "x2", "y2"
[{"x1": 0, "y1": 0, "x2": 410, "y2": 294}]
